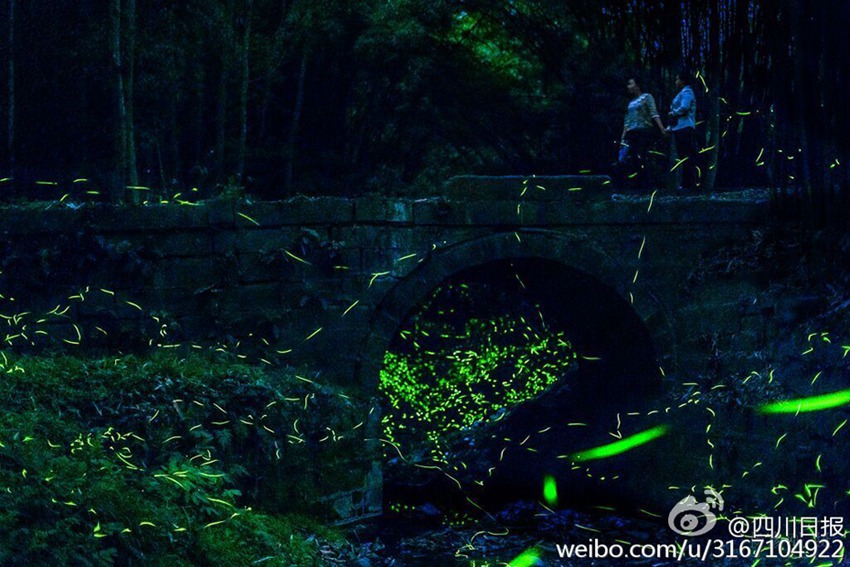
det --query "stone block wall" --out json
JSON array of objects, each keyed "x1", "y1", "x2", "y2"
[{"x1": 5, "y1": 181, "x2": 833, "y2": 520}]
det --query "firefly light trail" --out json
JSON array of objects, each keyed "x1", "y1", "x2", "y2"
[
  {"x1": 569, "y1": 425, "x2": 669, "y2": 462},
  {"x1": 757, "y1": 389, "x2": 850, "y2": 414}
]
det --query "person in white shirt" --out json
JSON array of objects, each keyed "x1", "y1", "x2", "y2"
[{"x1": 618, "y1": 77, "x2": 667, "y2": 187}]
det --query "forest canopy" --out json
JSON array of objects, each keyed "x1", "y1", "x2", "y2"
[{"x1": 0, "y1": 0, "x2": 845, "y2": 215}]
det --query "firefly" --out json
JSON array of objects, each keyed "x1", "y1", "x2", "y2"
[{"x1": 570, "y1": 425, "x2": 669, "y2": 462}]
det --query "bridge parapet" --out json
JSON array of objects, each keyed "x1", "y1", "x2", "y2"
[{"x1": 0, "y1": 182, "x2": 773, "y2": 370}]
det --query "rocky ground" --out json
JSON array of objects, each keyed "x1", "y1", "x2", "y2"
[{"x1": 340, "y1": 501, "x2": 813, "y2": 566}]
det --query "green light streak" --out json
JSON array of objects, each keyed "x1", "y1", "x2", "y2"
[
  {"x1": 543, "y1": 475, "x2": 557, "y2": 506},
  {"x1": 571, "y1": 425, "x2": 669, "y2": 462},
  {"x1": 510, "y1": 547, "x2": 542, "y2": 567},
  {"x1": 757, "y1": 389, "x2": 850, "y2": 414}
]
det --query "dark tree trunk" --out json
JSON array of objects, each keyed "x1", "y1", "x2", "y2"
[
  {"x1": 703, "y1": 2, "x2": 721, "y2": 193},
  {"x1": 168, "y1": 22, "x2": 180, "y2": 189},
  {"x1": 258, "y1": 0, "x2": 290, "y2": 141},
  {"x1": 237, "y1": 0, "x2": 253, "y2": 183},
  {"x1": 284, "y1": 47, "x2": 307, "y2": 194},
  {"x1": 124, "y1": 0, "x2": 138, "y2": 190},
  {"x1": 193, "y1": 60, "x2": 205, "y2": 183},
  {"x1": 215, "y1": 60, "x2": 228, "y2": 183},
  {"x1": 110, "y1": 0, "x2": 126, "y2": 203},
  {"x1": 6, "y1": 0, "x2": 14, "y2": 185},
  {"x1": 784, "y1": 0, "x2": 822, "y2": 224}
]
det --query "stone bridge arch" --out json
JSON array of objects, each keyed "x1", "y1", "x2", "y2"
[
  {"x1": 358, "y1": 230, "x2": 676, "y2": 412},
  {"x1": 0, "y1": 190, "x2": 790, "y2": 521}
]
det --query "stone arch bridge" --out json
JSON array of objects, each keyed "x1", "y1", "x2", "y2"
[{"x1": 1, "y1": 176, "x2": 787, "y2": 521}]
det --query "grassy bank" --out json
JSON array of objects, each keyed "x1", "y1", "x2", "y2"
[{"x1": 0, "y1": 352, "x2": 368, "y2": 565}]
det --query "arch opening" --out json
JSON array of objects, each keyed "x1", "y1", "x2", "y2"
[{"x1": 376, "y1": 256, "x2": 662, "y2": 509}]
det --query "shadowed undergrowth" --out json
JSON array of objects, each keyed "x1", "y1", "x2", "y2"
[{"x1": 0, "y1": 352, "x2": 367, "y2": 566}]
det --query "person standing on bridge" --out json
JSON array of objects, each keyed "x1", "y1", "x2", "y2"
[
  {"x1": 666, "y1": 70, "x2": 698, "y2": 191},
  {"x1": 617, "y1": 77, "x2": 667, "y2": 187}
]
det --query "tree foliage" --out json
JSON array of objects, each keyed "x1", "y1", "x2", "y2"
[{"x1": 0, "y1": 1, "x2": 845, "y2": 221}]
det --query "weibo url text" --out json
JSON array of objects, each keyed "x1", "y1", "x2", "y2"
[{"x1": 556, "y1": 538, "x2": 845, "y2": 562}]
